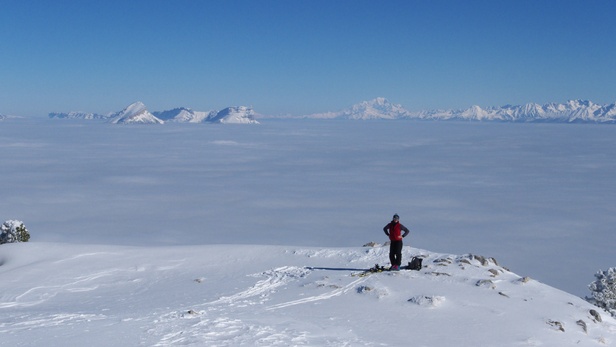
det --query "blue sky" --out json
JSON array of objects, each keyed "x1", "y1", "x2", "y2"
[{"x1": 1, "y1": 0, "x2": 615, "y2": 117}]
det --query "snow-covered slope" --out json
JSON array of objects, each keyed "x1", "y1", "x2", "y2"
[
  {"x1": 1, "y1": 242, "x2": 614, "y2": 346},
  {"x1": 208, "y1": 106, "x2": 260, "y2": 124},
  {"x1": 153, "y1": 107, "x2": 216, "y2": 123},
  {"x1": 109, "y1": 102, "x2": 164, "y2": 124},
  {"x1": 152, "y1": 107, "x2": 195, "y2": 122},
  {"x1": 153, "y1": 106, "x2": 259, "y2": 124}
]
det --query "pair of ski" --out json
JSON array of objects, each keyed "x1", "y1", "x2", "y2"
[
  {"x1": 352, "y1": 263, "x2": 396, "y2": 277},
  {"x1": 352, "y1": 257, "x2": 423, "y2": 277}
]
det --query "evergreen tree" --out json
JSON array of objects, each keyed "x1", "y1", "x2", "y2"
[
  {"x1": 587, "y1": 267, "x2": 616, "y2": 318},
  {"x1": 0, "y1": 220, "x2": 30, "y2": 244}
]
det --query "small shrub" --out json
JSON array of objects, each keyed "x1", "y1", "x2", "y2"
[
  {"x1": 586, "y1": 267, "x2": 616, "y2": 318},
  {"x1": 0, "y1": 220, "x2": 30, "y2": 244}
]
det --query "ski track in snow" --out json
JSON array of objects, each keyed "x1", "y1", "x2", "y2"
[
  {"x1": 266, "y1": 276, "x2": 364, "y2": 311},
  {"x1": 204, "y1": 266, "x2": 312, "y2": 307},
  {"x1": 0, "y1": 313, "x2": 107, "y2": 333},
  {"x1": 148, "y1": 266, "x2": 373, "y2": 346},
  {"x1": 0, "y1": 266, "x2": 148, "y2": 309},
  {"x1": 0, "y1": 270, "x2": 118, "y2": 308}
]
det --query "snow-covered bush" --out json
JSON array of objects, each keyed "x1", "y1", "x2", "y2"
[
  {"x1": 587, "y1": 267, "x2": 616, "y2": 318},
  {"x1": 0, "y1": 220, "x2": 30, "y2": 244}
]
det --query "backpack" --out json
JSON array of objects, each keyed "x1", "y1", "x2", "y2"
[{"x1": 408, "y1": 256, "x2": 423, "y2": 271}]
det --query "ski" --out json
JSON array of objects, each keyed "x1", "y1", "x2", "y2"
[{"x1": 352, "y1": 263, "x2": 387, "y2": 277}]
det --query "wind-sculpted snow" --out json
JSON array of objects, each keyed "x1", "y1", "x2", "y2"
[{"x1": 1, "y1": 243, "x2": 614, "y2": 346}]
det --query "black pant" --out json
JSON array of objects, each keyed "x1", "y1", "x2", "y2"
[{"x1": 389, "y1": 240, "x2": 403, "y2": 266}]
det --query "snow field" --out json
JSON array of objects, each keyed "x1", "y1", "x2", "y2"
[{"x1": 1, "y1": 242, "x2": 614, "y2": 346}]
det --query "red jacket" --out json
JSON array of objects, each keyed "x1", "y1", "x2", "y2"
[{"x1": 383, "y1": 221, "x2": 410, "y2": 241}]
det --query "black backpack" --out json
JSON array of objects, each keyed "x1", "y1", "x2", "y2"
[{"x1": 408, "y1": 256, "x2": 423, "y2": 271}]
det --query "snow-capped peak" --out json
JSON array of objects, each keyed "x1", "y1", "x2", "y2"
[
  {"x1": 208, "y1": 106, "x2": 259, "y2": 124},
  {"x1": 109, "y1": 102, "x2": 164, "y2": 124},
  {"x1": 306, "y1": 97, "x2": 409, "y2": 120},
  {"x1": 122, "y1": 101, "x2": 147, "y2": 115}
]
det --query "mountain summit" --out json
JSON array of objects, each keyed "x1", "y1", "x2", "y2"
[
  {"x1": 306, "y1": 97, "x2": 408, "y2": 120},
  {"x1": 1, "y1": 242, "x2": 615, "y2": 346},
  {"x1": 208, "y1": 106, "x2": 259, "y2": 124},
  {"x1": 109, "y1": 102, "x2": 164, "y2": 124}
]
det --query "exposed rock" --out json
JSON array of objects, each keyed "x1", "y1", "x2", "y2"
[
  {"x1": 357, "y1": 285, "x2": 373, "y2": 293},
  {"x1": 408, "y1": 295, "x2": 446, "y2": 307},
  {"x1": 457, "y1": 258, "x2": 472, "y2": 265},
  {"x1": 517, "y1": 276, "x2": 531, "y2": 284},
  {"x1": 473, "y1": 254, "x2": 489, "y2": 266},
  {"x1": 590, "y1": 309, "x2": 603, "y2": 323},
  {"x1": 476, "y1": 279, "x2": 496, "y2": 289},
  {"x1": 547, "y1": 320, "x2": 565, "y2": 332},
  {"x1": 431, "y1": 272, "x2": 451, "y2": 277},
  {"x1": 434, "y1": 258, "x2": 452, "y2": 265},
  {"x1": 577, "y1": 319, "x2": 588, "y2": 334}
]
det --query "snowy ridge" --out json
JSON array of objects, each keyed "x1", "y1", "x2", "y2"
[
  {"x1": 303, "y1": 97, "x2": 410, "y2": 120},
  {"x1": 50, "y1": 102, "x2": 259, "y2": 125},
  {"x1": 208, "y1": 106, "x2": 259, "y2": 124},
  {"x1": 416, "y1": 99, "x2": 616, "y2": 123},
  {"x1": 1, "y1": 242, "x2": 614, "y2": 346},
  {"x1": 48, "y1": 111, "x2": 108, "y2": 120},
  {"x1": 305, "y1": 98, "x2": 616, "y2": 123},
  {"x1": 343, "y1": 97, "x2": 408, "y2": 120},
  {"x1": 153, "y1": 107, "x2": 217, "y2": 123},
  {"x1": 155, "y1": 106, "x2": 259, "y2": 124},
  {"x1": 109, "y1": 102, "x2": 164, "y2": 124}
]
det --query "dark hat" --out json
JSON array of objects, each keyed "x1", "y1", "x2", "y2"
[{"x1": 393, "y1": 214, "x2": 399, "y2": 220}]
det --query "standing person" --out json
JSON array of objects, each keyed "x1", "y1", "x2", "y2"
[{"x1": 383, "y1": 214, "x2": 410, "y2": 271}]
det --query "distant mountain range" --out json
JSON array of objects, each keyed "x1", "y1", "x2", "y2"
[
  {"x1": 43, "y1": 98, "x2": 616, "y2": 124},
  {"x1": 303, "y1": 98, "x2": 616, "y2": 123},
  {"x1": 49, "y1": 102, "x2": 259, "y2": 125}
]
